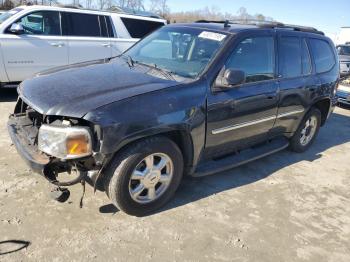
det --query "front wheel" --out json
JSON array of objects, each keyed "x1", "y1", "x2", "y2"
[
  {"x1": 289, "y1": 107, "x2": 321, "y2": 153},
  {"x1": 104, "y1": 136, "x2": 184, "y2": 216}
]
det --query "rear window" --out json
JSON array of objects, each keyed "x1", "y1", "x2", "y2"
[
  {"x1": 62, "y1": 12, "x2": 101, "y2": 37},
  {"x1": 121, "y1": 17, "x2": 164, "y2": 38},
  {"x1": 279, "y1": 36, "x2": 301, "y2": 78},
  {"x1": 309, "y1": 39, "x2": 335, "y2": 73}
]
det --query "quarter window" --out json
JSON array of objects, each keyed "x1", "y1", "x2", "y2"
[
  {"x1": 309, "y1": 39, "x2": 335, "y2": 73},
  {"x1": 226, "y1": 37, "x2": 275, "y2": 83},
  {"x1": 121, "y1": 17, "x2": 164, "y2": 38},
  {"x1": 14, "y1": 11, "x2": 60, "y2": 36}
]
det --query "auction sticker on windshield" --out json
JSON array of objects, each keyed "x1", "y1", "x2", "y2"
[{"x1": 199, "y1": 31, "x2": 227, "y2": 42}]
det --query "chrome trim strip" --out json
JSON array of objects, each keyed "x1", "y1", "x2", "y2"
[
  {"x1": 212, "y1": 115, "x2": 276, "y2": 135},
  {"x1": 277, "y1": 109, "x2": 304, "y2": 118},
  {"x1": 211, "y1": 109, "x2": 305, "y2": 135}
]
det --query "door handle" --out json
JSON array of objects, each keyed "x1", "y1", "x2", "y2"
[
  {"x1": 50, "y1": 42, "x2": 64, "y2": 47},
  {"x1": 102, "y1": 43, "x2": 111, "y2": 47}
]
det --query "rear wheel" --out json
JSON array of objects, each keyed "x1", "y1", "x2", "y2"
[
  {"x1": 104, "y1": 136, "x2": 183, "y2": 216},
  {"x1": 289, "y1": 107, "x2": 321, "y2": 153}
]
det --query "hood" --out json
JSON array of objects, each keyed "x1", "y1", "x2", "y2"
[{"x1": 19, "y1": 59, "x2": 178, "y2": 118}]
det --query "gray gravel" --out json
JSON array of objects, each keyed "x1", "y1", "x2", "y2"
[{"x1": 1, "y1": 89, "x2": 350, "y2": 262}]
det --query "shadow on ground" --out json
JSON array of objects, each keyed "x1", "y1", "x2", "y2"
[
  {"x1": 155, "y1": 111, "x2": 350, "y2": 214},
  {"x1": 0, "y1": 89, "x2": 17, "y2": 102},
  {"x1": 0, "y1": 240, "x2": 30, "y2": 256}
]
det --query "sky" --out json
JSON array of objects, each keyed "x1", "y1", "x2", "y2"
[{"x1": 145, "y1": 0, "x2": 349, "y2": 37}]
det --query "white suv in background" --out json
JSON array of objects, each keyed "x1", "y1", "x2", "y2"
[{"x1": 0, "y1": 5, "x2": 166, "y2": 87}]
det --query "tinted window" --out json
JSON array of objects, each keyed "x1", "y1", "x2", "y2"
[
  {"x1": 15, "y1": 11, "x2": 60, "y2": 35},
  {"x1": 121, "y1": 17, "x2": 164, "y2": 38},
  {"x1": 63, "y1": 13, "x2": 101, "y2": 37},
  {"x1": 302, "y1": 39, "x2": 312, "y2": 75},
  {"x1": 279, "y1": 36, "x2": 301, "y2": 78},
  {"x1": 309, "y1": 39, "x2": 335, "y2": 73},
  {"x1": 226, "y1": 37, "x2": 275, "y2": 83}
]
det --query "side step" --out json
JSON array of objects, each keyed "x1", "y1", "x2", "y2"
[{"x1": 193, "y1": 137, "x2": 289, "y2": 177}]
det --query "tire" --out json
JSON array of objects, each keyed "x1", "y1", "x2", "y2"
[
  {"x1": 289, "y1": 107, "x2": 321, "y2": 153},
  {"x1": 103, "y1": 136, "x2": 184, "y2": 216}
]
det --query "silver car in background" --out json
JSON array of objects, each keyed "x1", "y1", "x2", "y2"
[{"x1": 337, "y1": 45, "x2": 350, "y2": 77}]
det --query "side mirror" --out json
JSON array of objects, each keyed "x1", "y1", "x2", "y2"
[
  {"x1": 214, "y1": 68, "x2": 246, "y2": 91},
  {"x1": 9, "y1": 23, "x2": 24, "y2": 35}
]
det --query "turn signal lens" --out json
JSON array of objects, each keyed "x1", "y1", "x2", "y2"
[{"x1": 67, "y1": 135, "x2": 90, "y2": 156}]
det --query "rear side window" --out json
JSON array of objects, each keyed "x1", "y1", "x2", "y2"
[
  {"x1": 302, "y1": 39, "x2": 312, "y2": 75},
  {"x1": 226, "y1": 36, "x2": 275, "y2": 83},
  {"x1": 62, "y1": 12, "x2": 101, "y2": 37},
  {"x1": 121, "y1": 17, "x2": 164, "y2": 38},
  {"x1": 309, "y1": 39, "x2": 335, "y2": 73},
  {"x1": 279, "y1": 36, "x2": 301, "y2": 78},
  {"x1": 99, "y1": 16, "x2": 115, "y2": 38}
]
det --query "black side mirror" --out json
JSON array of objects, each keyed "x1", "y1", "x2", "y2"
[
  {"x1": 214, "y1": 68, "x2": 246, "y2": 91},
  {"x1": 9, "y1": 23, "x2": 24, "y2": 35}
]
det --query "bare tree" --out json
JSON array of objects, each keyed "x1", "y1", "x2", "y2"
[{"x1": 149, "y1": 0, "x2": 169, "y2": 17}]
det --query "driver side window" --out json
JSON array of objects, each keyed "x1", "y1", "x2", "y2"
[
  {"x1": 226, "y1": 36, "x2": 275, "y2": 83},
  {"x1": 16, "y1": 11, "x2": 61, "y2": 36}
]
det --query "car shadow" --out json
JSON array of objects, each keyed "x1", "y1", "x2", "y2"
[
  {"x1": 0, "y1": 240, "x2": 30, "y2": 256},
  {"x1": 0, "y1": 89, "x2": 18, "y2": 102},
  {"x1": 154, "y1": 111, "x2": 350, "y2": 215}
]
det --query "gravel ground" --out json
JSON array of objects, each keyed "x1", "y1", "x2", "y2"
[{"x1": 0, "y1": 89, "x2": 350, "y2": 262}]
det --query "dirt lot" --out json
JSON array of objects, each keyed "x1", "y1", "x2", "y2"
[{"x1": 0, "y1": 89, "x2": 350, "y2": 262}]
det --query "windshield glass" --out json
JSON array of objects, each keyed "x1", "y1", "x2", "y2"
[
  {"x1": 124, "y1": 27, "x2": 228, "y2": 79},
  {"x1": 337, "y1": 45, "x2": 350, "y2": 56},
  {"x1": 0, "y1": 8, "x2": 23, "y2": 24}
]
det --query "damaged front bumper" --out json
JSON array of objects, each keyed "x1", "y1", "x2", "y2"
[
  {"x1": 7, "y1": 114, "x2": 107, "y2": 188},
  {"x1": 8, "y1": 114, "x2": 50, "y2": 175}
]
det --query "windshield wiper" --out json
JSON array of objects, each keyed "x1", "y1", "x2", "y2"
[{"x1": 134, "y1": 61, "x2": 176, "y2": 81}]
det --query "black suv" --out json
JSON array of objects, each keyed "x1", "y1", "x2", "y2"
[{"x1": 8, "y1": 21, "x2": 339, "y2": 216}]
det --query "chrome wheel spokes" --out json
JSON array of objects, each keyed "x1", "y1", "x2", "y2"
[
  {"x1": 129, "y1": 153, "x2": 174, "y2": 204},
  {"x1": 300, "y1": 116, "x2": 317, "y2": 146}
]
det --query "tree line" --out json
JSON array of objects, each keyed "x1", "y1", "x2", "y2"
[{"x1": 0, "y1": 0, "x2": 273, "y2": 23}]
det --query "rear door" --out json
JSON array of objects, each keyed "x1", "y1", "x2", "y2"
[
  {"x1": 1, "y1": 10, "x2": 68, "y2": 82},
  {"x1": 272, "y1": 33, "x2": 315, "y2": 134},
  {"x1": 206, "y1": 32, "x2": 279, "y2": 157},
  {"x1": 61, "y1": 12, "x2": 112, "y2": 64}
]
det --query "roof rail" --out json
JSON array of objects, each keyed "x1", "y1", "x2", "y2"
[
  {"x1": 53, "y1": 4, "x2": 162, "y2": 19},
  {"x1": 195, "y1": 19, "x2": 324, "y2": 35}
]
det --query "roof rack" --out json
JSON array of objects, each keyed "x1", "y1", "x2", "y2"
[
  {"x1": 54, "y1": 4, "x2": 162, "y2": 19},
  {"x1": 195, "y1": 19, "x2": 324, "y2": 35}
]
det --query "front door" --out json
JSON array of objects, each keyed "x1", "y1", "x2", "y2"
[
  {"x1": 206, "y1": 33, "x2": 279, "y2": 157},
  {"x1": 1, "y1": 11, "x2": 68, "y2": 82}
]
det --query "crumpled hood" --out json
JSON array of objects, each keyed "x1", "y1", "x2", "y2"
[{"x1": 19, "y1": 59, "x2": 177, "y2": 118}]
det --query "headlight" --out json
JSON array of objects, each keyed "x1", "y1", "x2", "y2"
[{"x1": 38, "y1": 125, "x2": 92, "y2": 159}]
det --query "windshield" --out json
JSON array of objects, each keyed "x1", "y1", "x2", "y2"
[
  {"x1": 124, "y1": 27, "x2": 228, "y2": 79},
  {"x1": 0, "y1": 8, "x2": 23, "y2": 24},
  {"x1": 337, "y1": 45, "x2": 350, "y2": 56}
]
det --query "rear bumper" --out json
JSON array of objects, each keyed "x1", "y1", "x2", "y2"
[{"x1": 7, "y1": 115, "x2": 50, "y2": 175}]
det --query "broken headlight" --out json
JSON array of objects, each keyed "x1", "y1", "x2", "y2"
[{"x1": 38, "y1": 125, "x2": 92, "y2": 160}]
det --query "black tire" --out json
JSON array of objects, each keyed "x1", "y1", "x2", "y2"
[
  {"x1": 103, "y1": 136, "x2": 184, "y2": 216},
  {"x1": 289, "y1": 107, "x2": 321, "y2": 153}
]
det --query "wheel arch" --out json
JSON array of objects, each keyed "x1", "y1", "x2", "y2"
[{"x1": 312, "y1": 98, "x2": 331, "y2": 126}]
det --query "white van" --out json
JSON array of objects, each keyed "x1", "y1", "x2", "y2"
[{"x1": 0, "y1": 5, "x2": 166, "y2": 87}]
